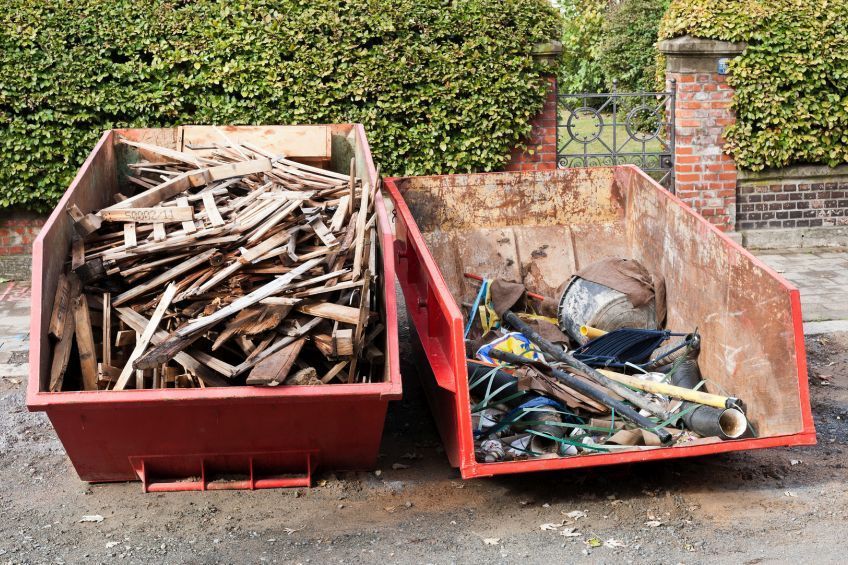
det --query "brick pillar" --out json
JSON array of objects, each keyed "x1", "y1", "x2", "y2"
[
  {"x1": 505, "y1": 41, "x2": 562, "y2": 172},
  {"x1": 0, "y1": 209, "x2": 46, "y2": 279},
  {"x1": 658, "y1": 36, "x2": 746, "y2": 232}
]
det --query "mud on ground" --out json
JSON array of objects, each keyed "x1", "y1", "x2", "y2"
[{"x1": 1, "y1": 309, "x2": 846, "y2": 564}]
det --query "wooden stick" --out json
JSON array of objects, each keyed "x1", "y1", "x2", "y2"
[
  {"x1": 72, "y1": 294, "x2": 99, "y2": 391},
  {"x1": 113, "y1": 248, "x2": 217, "y2": 306},
  {"x1": 114, "y1": 283, "x2": 177, "y2": 390}
]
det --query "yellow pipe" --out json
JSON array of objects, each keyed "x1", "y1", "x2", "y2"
[
  {"x1": 597, "y1": 369, "x2": 732, "y2": 410},
  {"x1": 580, "y1": 325, "x2": 608, "y2": 339}
]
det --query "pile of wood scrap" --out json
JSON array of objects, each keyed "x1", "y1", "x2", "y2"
[{"x1": 48, "y1": 134, "x2": 384, "y2": 392}]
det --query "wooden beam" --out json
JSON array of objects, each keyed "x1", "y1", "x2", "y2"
[
  {"x1": 48, "y1": 274, "x2": 71, "y2": 340},
  {"x1": 296, "y1": 302, "x2": 360, "y2": 325},
  {"x1": 114, "y1": 283, "x2": 177, "y2": 390},
  {"x1": 101, "y1": 206, "x2": 194, "y2": 224}
]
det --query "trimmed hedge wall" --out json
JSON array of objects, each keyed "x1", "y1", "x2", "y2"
[
  {"x1": 660, "y1": 0, "x2": 848, "y2": 171},
  {"x1": 0, "y1": 0, "x2": 560, "y2": 211}
]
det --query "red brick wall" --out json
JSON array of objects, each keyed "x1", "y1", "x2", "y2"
[
  {"x1": 667, "y1": 72, "x2": 738, "y2": 232},
  {"x1": 505, "y1": 77, "x2": 557, "y2": 172},
  {"x1": 0, "y1": 210, "x2": 45, "y2": 256}
]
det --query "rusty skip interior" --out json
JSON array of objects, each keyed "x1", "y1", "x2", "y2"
[{"x1": 395, "y1": 167, "x2": 807, "y2": 442}]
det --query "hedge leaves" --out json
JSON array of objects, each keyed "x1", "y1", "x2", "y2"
[
  {"x1": 0, "y1": 0, "x2": 560, "y2": 211},
  {"x1": 661, "y1": 0, "x2": 848, "y2": 171}
]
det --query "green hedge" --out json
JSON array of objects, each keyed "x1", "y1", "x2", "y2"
[
  {"x1": 660, "y1": 0, "x2": 848, "y2": 171},
  {"x1": 0, "y1": 0, "x2": 560, "y2": 212}
]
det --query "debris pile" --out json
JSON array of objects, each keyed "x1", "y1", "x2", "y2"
[
  {"x1": 465, "y1": 260, "x2": 750, "y2": 462},
  {"x1": 48, "y1": 136, "x2": 384, "y2": 392}
]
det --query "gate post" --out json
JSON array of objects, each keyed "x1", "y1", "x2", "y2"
[
  {"x1": 505, "y1": 41, "x2": 562, "y2": 172},
  {"x1": 658, "y1": 35, "x2": 746, "y2": 232}
]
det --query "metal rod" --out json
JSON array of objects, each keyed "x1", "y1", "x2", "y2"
[
  {"x1": 500, "y1": 310, "x2": 671, "y2": 421},
  {"x1": 490, "y1": 349, "x2": 673, "y2": 445}
]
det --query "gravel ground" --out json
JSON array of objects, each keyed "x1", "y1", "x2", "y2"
[{"x1": 1, "y1": 303, "x2": 846, "y2": 564}]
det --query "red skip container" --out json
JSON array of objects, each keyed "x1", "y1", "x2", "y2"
[
  {"x1": 27, "y1": 125, "x2": 401, "y2": 491},
  {"x1": 385, "y1": 167, "x2": 816, "y2": 479}
]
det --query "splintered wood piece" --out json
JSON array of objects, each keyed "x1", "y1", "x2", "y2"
[
  {"x1": 72, "y1": 294, "x2": 98, "y2": 391},
  {"x1": 48, "y1": 275, "x2": 81, "y2": 392},
  {"x1": 321, "y1": 361, "x2": 349, "y2": 384},
  {"x1": 152, "y1": 222, "x2": 167, "y2": 241},
  {"x1": 48, "y1": 274, "x2": 71, "y2": 340},
  {"x1": 285, "y1": 366, "x2": 320, "y2": 386},
  {"x1": 330, "y1": 196, "x2": 350, "y2": 232},
  {"x1": 105, "y1": 169, "x2": 205, "y2": 210},
  {"x1": 239, "y1": 228, "x2": 294, "y2": 263},
  {"x1": 245, "y1": 337, "x2": 306, "y2": 386},
  {"x1": 134, "y1": 257, "x2": 324, "y2": 369},
  {"x1": 73, "y1": 257, "x2": 106, "y2": 284},
  {"x1": 67, "y1": 204, "x2": 103, "y2": 236},
  {"x1": 115, "y1": 330, "x2": 135, "y2": 347},
  {"x1": 312, "y1": 334, "x2": 334, "y2": 358},
  {"x1": 202, "y1": 192, "x2": 226, "y2": 227},
  {"x1": 113, "y1": 248, "x2": 217, "y2": 306},
  {"x1": 115, "y1": 307, "x2": 230, "y2": 386},
  {"x1": 135, "y1": 367, "x2": 144, "y2": 390},
  {"x1": 123, "y1": 222, "x2": 137, "y2": 248},
  {"x1": 207, "y1": 158, "x2": 272, "y2": 181},
  {"x1": 176, "y1": 196, "x2": 197, "y2": 234},
  {"x1": 101, "y1": 206, "x2": 194, "y2": 224},
  {"x1": 308, "y1": 215, "x2": 337, "y2": 247},
  {"x1": 348, "y1": 158, "x2": 356, "y2": 215},
  {"x1": 348, "y1": 269, "x2": 372, "y2": 384},
  {"x1": 296, "y1": 302, "x2": 360, "y2": 325},
  {"x1": 351, "y1": 180, "x2": 370, "y2": 280},
  {"x1": 294, "y1": 278, "x2": 362, "y2": 298},
  {"x1": 332, "y1": 328, "x2": 354, "y2": 357},
  {"x1": 232, "y1": 317, "x2": 322, "y2": 376},
  {"x1": 102, "y1": 293, "x2": 111, "y2": 369},
  {"x1": 247, "y1": 200, "x2": 301, "y2": 243},
  {"x1": 114, "y1": 282, "x2": 177, "y2": 390},
  {"x1": 71, "y1": 238, "x2": 85, "y2": 270}
]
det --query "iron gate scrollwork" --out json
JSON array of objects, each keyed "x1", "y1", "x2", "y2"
[{"x1": 557, "y1": 80, "x2": 676, "y2": 190}]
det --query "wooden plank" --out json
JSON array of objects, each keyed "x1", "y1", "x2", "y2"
[
  {"x1": 67, "y1": 204, "x2": 102, "y2": 236},
  {"x1": 152, "y1": 222, "x2": 167, "y2": 241},
  {"x1": 231, "y1": 317, "x2": 323, "y2": 376},
  {"x1": 71, "y1": 238, "x2": 85, "y2": 270},
  {"x1": 119, "y1": 138, "x2": 208, "y2": 167},
  {"x1": 176, "y1": 196, "x2": 196, "y2": 234},
  {"x1": 352, "y1": 180, "x2": 370, "y2": 280},
  {"x1": 202, "y1": 192, "x2": 226, "y2": 227},
  {"x1": 321, "y1": 361, "x2": 349, "y2": 384},
  {"x1": 348, "y1": 158, "x2": 356, "y2": 215},
  {"x1": 329, "y1": 196, "x2": 350, "y2": 232},
  {"x1": 48, "y1": 274, "x2": 71, "y2": 340},
  {"x1": 115, "y1": 307, "x2": 230, "y2": 386},
  {"x1": 308, "y1": 215, "x2": 337, "y2": 247},
  {"x1": 245, "y1": 338, "x2": 306, "y2": 386},
  {"x1": 104, "y1": 169, "x2": 205, "y2": 210},
  {"x1": 72, "y1": 294, "x2": 99, "y2": 391},
  {"x1": 294, "y1": 278, "x2": 362, "y2": 298},
  {"x1": 207, "y1": 158, "x2": 272, "y2": 181},
  {"x1": 113, "y1": 248, "x2": 218, "y2": 306},
  {"x1": 114, "y1": 283, "x2": 177, "y2": 390},
  {"x1": 101, "y1": 206, "x2": 194, "y2": 224},
  {"x1": 102, "y1": 293, "x2": 111, "y2": 369},
  {"x1": 332, "y1": 328, "x2": 354, "y2": 357},
  {"x1": 123, "y1": 222, "x2": 137, "y2": 248},
  {"x1": 115, "y1": 330, "x2": 135, "y2": 347},
  {"x1": 185, "y1": 126, "x2": 331, "y2": 160},
  {"x1": 134, "y1": 257, "x2": 324, "y2": 369},
  {"x1": 48, "y1": 275, "x2": 81, "y2": 392},
  {"x1": 296, "y1": 302, "x2": 360, "y2": 325}
]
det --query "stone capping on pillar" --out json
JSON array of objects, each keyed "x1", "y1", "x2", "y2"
[
  {"x1": 657, "y1": 36, "x2": 747, "y2": 72},
  {"x1": 505, "y1": 40, "x2": 563, "y2": 173},
  {"x1": 657, "y1": 35, "x2": 747, "y2": 232}
]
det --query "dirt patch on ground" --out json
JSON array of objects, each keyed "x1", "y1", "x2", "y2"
[{"x1": 1, "y1": 314, "x2": 846, "y2": 563}]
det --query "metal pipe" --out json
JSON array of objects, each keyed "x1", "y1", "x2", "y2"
[
  {"x1": 501, "y1": 310, "x2": 671, "y2": 421},
  {"x1": 490, "y1": 349, "x2": 673, "y2": 445}
]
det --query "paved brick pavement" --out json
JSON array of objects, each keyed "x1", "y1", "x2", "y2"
[
  {"x1": 0, "y1": 281, "x2": 31, "y2": 379},
  {"x1": 754, "y1": 249, "x2": 848, "y2": 324}
]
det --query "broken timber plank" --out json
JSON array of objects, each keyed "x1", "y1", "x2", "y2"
[
  {"x1": 48, "y1": 274, "x2": 71, "y2": 340},
  {"x1": 113, "y1": 248, "x2": 218, "y2": 306},
  {"x1": 245, "y1": 338, "x2": 305, "y2": 386},
  {"x1": 114, "y1": 283, "x2": 177, "y2": 390},
  {"x1": 101, "y1": 206, "x2": 194, "y2": 223}
]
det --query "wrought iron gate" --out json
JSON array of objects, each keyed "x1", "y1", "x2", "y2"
[{"x1": 557, "y1": 81, "x2": 676, "y2": 190}]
